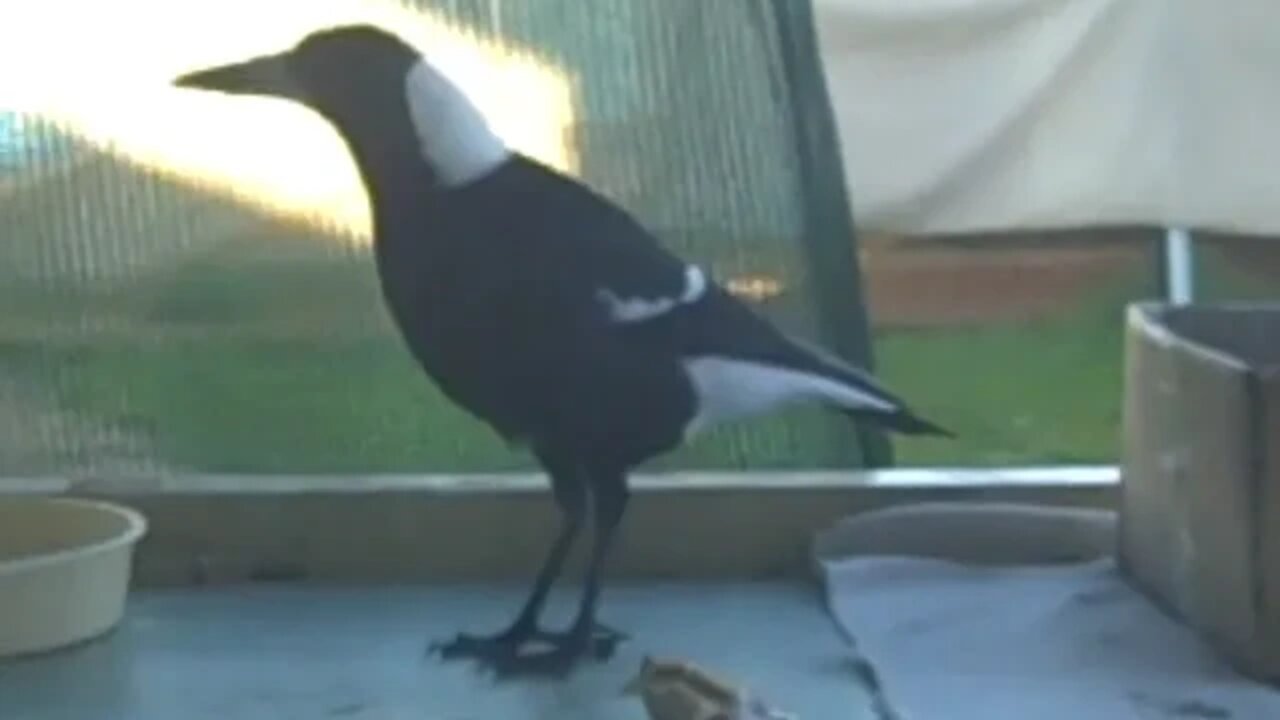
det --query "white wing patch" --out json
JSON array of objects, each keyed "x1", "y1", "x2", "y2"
[
  {"x1": 681, "y1": 356, "x2": 897, "y2": 437},
  {"x1": 598, "y1": 265, "x2": 707, "y2": 323}
]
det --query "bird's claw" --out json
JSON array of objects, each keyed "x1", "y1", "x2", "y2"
[
  {"x1": 489, "y1": 642, "x2": 580, "y2": 679},
  {"x1": 428, "y1": 632, "x2": 518, "y2": 662},
  {"x1": 429, "y1": 623, "x2": 628, "y2": 678}
]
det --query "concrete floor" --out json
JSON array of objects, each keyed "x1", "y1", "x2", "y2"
[{"x1": 0, "y1": 582, "x2": 875, "y2": 720}]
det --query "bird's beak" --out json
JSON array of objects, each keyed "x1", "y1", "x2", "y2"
[{"x1": 174, "y1": 52, "x2": 303, "y2": 100}]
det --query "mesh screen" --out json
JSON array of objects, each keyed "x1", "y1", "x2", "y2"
[
  {"x1": 0, "y1": 0, "x2": 878, "y2": 477},
  {"x1": 863, "y1": 229, "x2": 1163, "y2": 468}
]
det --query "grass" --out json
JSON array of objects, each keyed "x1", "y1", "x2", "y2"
[
  {"x1": 2, "y1": 180, "x2": 886, "y2": 473},
  {"x1": 878, "y1": 289, "x2": 1132, "y2": 466},
  {"x1": 0, "y1": 227, "x2": 860, "y2": 473},
  {"x1": 0, "y1": 206, "x2": 1171, "y2": 473},
  {"x1": 0, "y1": 261, "x2": 1147, "y2": 473},
  {"x1": 0, "y1": 335, "x2": 867, "y2": 473},
  {"x1": 0, "y1": 143, "x2": 1194, "y2": 474}
]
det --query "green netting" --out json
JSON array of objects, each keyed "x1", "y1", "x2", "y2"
[{"x1": 0, "y1": 0, "x2": 880, "y2": 476}]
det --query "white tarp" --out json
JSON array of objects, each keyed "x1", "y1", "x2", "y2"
[{"x1": 815, "y1": 0, "x2": 1280, "y2": 235}]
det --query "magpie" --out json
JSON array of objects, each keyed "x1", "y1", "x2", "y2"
[{"x1": 174, "y1": 24, "x2": 950, "y2": 678}]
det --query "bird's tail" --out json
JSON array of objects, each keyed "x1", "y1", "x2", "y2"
[
  {"x1": 768, "y1": 335, "x2": 955, "y2": 439},
  {"x1": 790, "y1": 343, "x2": 954, "y2": 438},
  {"x1": 844, "y1": 406, "x2": 954, "y2": 438}
]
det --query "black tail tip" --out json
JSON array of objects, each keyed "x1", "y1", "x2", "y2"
[{"x1": 853, "y1": 409, "x2": 954, "y2": 438}]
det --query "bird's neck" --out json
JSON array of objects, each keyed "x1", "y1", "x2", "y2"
[
  {"x1": 317, "y1": 59, "x2": 510, "y2": 226},
  {"x1": 401, "y1": 61, "x2": 510, "y2": 186},
  {"x1": 339, "y1": 128, "x2": 437, "y2": 209}
]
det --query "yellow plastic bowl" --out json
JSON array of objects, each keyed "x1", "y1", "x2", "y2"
[{"x1": 0, "y1": 496, "x2": 147, "y2": 659}]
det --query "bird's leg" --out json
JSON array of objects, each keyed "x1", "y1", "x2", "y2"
[
  {"x1": 492, "y1": 473, "x2": 631, "y2": 678},
  {"x1": 431, "y1": 514, "x2": 578, "y2": 661},
  {"x1": 431, "y1": 452, "x2": 587, "y2": 662}
]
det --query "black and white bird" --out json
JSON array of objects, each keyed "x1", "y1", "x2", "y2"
[{"x1": 174, "y1": 24, "x2": 949, "y2": 677}]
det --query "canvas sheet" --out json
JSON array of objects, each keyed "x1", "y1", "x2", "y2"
[{"x1": 815, "y1": 0, "x2": 1280, "y2": 235}]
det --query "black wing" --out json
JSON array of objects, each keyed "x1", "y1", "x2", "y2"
[{"x1": 497, "y1": 158, "x2": 947, "y2": 437}]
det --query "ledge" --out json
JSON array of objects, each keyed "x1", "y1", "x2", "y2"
[{"x1": 0, "y1": 466, "x2": 1118, "y2": 587}]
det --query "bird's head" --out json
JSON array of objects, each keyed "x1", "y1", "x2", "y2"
[
  {"x1": 176, "y1": 25, "x2": 416, "y2": 119},
  {"x1": 174, "y1": 24, "x2": 509, "y2": 186}
]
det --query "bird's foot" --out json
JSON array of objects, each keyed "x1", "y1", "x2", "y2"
[
  {"x1": 429, "y1": 630, "x2": 523, "y2": 663},
  {"x1": 429, "y1": 623, "x2": 627, "y2": 678},
  {"x1": 488, "y1": 623, "x2": 623, "y2": 679}
]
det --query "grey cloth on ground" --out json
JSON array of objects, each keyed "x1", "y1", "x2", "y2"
[{"x1": 813, "y1": 502, "x2": 1280, "y2": 719}]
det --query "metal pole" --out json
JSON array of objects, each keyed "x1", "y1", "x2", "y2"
[
  {"x1": 1163, "y1": 227, "x2": 1194, "y2": 305},
  {"x1": 769, "y1": 0, "x2": 893, "y2": 467}
]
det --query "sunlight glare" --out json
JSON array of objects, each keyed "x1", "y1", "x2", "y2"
[{"x1": 0, "y1": 0, "x2": 579, "y2": 244}]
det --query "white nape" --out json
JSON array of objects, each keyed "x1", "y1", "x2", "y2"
[{"x1": 404, "y1": 60, "x2": 511, "y2": 186}]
